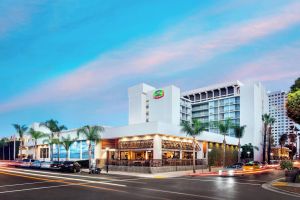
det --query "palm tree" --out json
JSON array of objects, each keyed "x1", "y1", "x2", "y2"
[
  {"x1": 241, "y1": 143, "x2": 259, "y2": 160},
  {"x1": 12, "y1": 124, "x2": 28, "y2": 158},
  {"x1": 233, "y1": 125, "x2": 246, "y2": 163},
  {"x1": 181, "y1": 119, "x2": 207, "y2": 173},
  {"x1": 40, "y1": 119, "x2": 67, "y2": 161},
  {"x1": 61, "y1": 135, "x2": 77, "y2": 161},
  {"x1": 43, "y1": 135, "x2": 60, "y2": 161},
  {"x1": 279, "y1": 134, "x2": 288, "y2": 159},
  {"x1": 262, "y1": 114, "x2": 275, "y2": 163},
  {"x1": 215, "y1": 118, "x2": 233, "y2": 167},
  {"x1": 0, "y1": 138, "x2": 9, "y2": 160},
  {"x1": 28, "y1": 128, "x2": 46, "y2": 160},
  {"x1": 77, "y1": 125, "x2": 104, "y2": 171},
  {"x1": 267, "y1": 117, "x2": 275, "y2": 164}
]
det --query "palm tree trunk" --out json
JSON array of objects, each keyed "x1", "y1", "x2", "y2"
[
  {"x1": 238, "y1": 138, "x2": 241, "y2": 163},
  {"x1": 280, "y1": 145, "x2": 283, "y2": 160},
  {"x1": 223, "y1": 134, "x2": 226, "y2": 167},
  {"x1": 88, "y1": 143, "x2": 92, "y2": 172},
  {"x1": 8, "y1": 142, "x2": 10, "y2": 160},
  {"x1": 66, "y1": 149, "x2": 68, "y2": 161},
  {"x1": 50, "y1": 144, "x2": 53, "y2": 161},
  {"x1": 262, "y1": 124, "x2": 267, "y2": 162},
  {"x1": 35, "y1": 141, "x2": 37, "y2": 160},
  {"x1": 192, "y1": 137, "x2": 196, "y2": 173},
  {"x1": 57, "y1": 133, "x2": 60, "y2": 162},
  {"x1": 267, "y1": 132, "x2": 271, "y2": 164}
]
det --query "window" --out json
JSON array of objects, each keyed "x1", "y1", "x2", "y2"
[{"x1": 40, "y1": 148, "x2": 49, "y2": 159}]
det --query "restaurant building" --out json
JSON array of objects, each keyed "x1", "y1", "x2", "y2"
[{"x1": 21, "y1": 81, "x2": 267, "y2": 172}]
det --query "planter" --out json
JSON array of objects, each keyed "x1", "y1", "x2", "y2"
[{"x1": 285, "y1": 168, "x2": 300, "y2": 183}]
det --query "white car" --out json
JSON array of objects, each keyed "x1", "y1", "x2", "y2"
[
  {"x1": 40, "y1": 161, "x2": 51, "y2": 169},
  {"x1": 20, "y1": 159, "x2": 35, "y2": 168}
]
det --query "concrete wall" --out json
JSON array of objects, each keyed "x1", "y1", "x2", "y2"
[
  {"x1": 240, "y1": 82, "x2": 268, "y2": 161},
  {"x1": 148, "y1": 85, "x2": 181, "y2": 125},
  {"x1": 128, "y1": 83, "x2": 155, "y2": 125}
]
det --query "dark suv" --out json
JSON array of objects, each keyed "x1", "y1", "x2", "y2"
[{"x1": 61, "y1": 161, "x2": 81, "y2": 173}]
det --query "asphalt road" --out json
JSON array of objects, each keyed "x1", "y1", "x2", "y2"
[{"x1": 0, "y1": 167, "x2": 296, "y2": 200}]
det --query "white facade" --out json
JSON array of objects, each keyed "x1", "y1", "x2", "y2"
[
  {"x1": 240, "y1": 82, "x2": 269, "y2": 161},
  {"x1": 268, "y1": 91, "x2": 298, "y2": 145},
  {"x1": 129, "y1": 84, "x2": 181, "y2": 125},
  {"x1": 21, "y1": 80, "x2": 267, "y2": 162}
]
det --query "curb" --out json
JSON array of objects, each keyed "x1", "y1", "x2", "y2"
[{"x1": 262, "y1": 178, "x2": 300, "y2": 198}]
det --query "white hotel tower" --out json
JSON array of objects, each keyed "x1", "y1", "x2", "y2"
[{"x1": 268, "y1": 91, "x2": 297, "y2": 146}]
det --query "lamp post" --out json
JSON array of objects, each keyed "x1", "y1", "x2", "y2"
[{"x1": 208, "y1": 148, "x2": 212, "y2": 172}]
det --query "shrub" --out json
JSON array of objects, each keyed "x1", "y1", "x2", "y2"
[{"x1": 280, "y1": 160, "x2": 293, "y2": 170}]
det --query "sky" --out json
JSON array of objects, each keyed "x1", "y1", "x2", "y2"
[{"x1": 0, "y1": 0, "x2": 300, "y2": 136}]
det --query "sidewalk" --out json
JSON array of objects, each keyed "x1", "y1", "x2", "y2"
[
  {"x1": 81, "y1": 167, "x2": 221, "y2": 178},
  {"x1": 262, "y1": 178, "x2": 300, "y2": 197}
]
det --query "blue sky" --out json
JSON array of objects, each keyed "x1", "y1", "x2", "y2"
[{"x1": 0, "y1": 0, "x2": 300, "y2": 136}]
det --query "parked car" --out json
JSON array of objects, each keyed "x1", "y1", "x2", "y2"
[
  {"x1": 31, "y1": 160, "x2": 42, "y2": 169},
  {"x1": 50, "y1": 161, "x2": 63, "y2": 170},
  {"x1": 40, "y1": 161, "x2": 52, "y2": 169},
  {"x1": 20, "y1": 159, "x2": 35, "y2": 168},
  {"x1": 61, "y1": 161, "x2": 81, "y2": 173}
]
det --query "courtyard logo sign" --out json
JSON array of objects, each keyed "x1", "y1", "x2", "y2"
[{"x1": 153, "y1": 89, "x2": 164, "y2": 99}]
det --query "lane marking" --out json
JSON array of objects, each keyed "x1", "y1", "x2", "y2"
[
  {"x1": 0, "y1": 183, "x2": 80, "y2": 194},
  {"x1": 0, "y1": 168, "x2": 126, "y2": 187},
  {"x1": 141, "y1": 187, "x2": 224, "y2": 200},
  {"x1": 0, "y1": 171, "x2": 128, "y2": 193},
  {"x1": 171, "y1": 178, "x2": 261, "y2": 186},
  {"x1": 0, "y1": 167, "x2": 145, "y2": 184},
  {"x1": 0, "y1": 181, "x2": 47, "y2": 188}
]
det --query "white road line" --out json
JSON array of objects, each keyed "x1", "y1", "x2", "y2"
[
  {"x1": 0, "y1": 181, "x2": 47, "y2": 188},
  {"x1": 0, "y1": 167, "x2": 144, "y2": 184},
  {"x1": 0, "y1": 168, "x2": 126, "y2": 187},
  {"x1": 171, "y1": 178, "x2": 261, "y2": 186},
  {"x1": 141, "y1": 187, "x2": 224, "y2": 200},
  {"x1": 0, "y1": 183, "x2": 79, "y2": 194}
]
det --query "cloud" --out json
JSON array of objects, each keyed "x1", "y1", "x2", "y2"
[
  {"x1": 1, "y1": 1, "x2": 300, "y2": 113},
  {"x1": 228, "y1": 44, "x2": 300, "y2": 82}
]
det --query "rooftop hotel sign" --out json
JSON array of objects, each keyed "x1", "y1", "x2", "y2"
[{"x1": 153, "y1": 89, "x2": 164, "y2": 99}]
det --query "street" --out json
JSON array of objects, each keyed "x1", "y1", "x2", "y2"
[{"x1": 0, "y1": 167, "x2": 296, "y2": 200}]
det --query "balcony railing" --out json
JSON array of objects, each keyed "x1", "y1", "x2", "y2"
[{"x1": 104, "y1": 159, "x2": 206, "y2": 167}]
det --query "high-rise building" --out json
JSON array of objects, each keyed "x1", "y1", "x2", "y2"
[{"x1": 268, "y1": 91, "x2": 296, "y2": 146}]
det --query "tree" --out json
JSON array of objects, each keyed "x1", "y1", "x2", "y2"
[
  {"x1": 40, "y1": 119, "x2": 67, "y2": 161},
  {"x1": 0, "y1": 138, "x2": 9, "y2": 160},
  {"x1": 77, "y1": 125, "x2": 104, "y2": 171},
  {"x1": 241, "y1": 143, "x2": 259, "y2": 161},
  {"x1": 267, "y1": 118, "x2": 275, "y2": 164},
  {"x1": 28, "y1": 128, "x2": 46, "y2": 160},
  {"x1": 43, "y1": 135, "x2": 60, "y2": 161},
  {"x1": 61, "y1": 135, "x2": 77, "y2": 161},
  {"x1": 262, "y1": 114, "x2": 275, "y2": 163},
  {"x1": 233, "y1": 125, "x2": 246, "y2": 163},
  {"x1": 215, "y1": 118, "x2": 233, "y2": 167},
  {"x1": 290, "y1": 77, "x2": 300, "y2": 93},
  {"x1": 181, "y1": 119, "x2": 207, "y2": 173},
  {"x1": 279, "y1": 134, "x2": 288, "y2": 159},
  {"x1": 12, "y1": 124, "x2": 28, "y2": 158},
  {"x1": 287, "y1": 78, "x2": 300, "y2": 124}
]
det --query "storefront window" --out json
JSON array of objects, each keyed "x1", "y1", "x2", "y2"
[
  {"x1": 162, "y1": 151, "x2": 180, "y2": 159},
  {"x1": 82, "y1": 141, "x2": 95, "y2": 159},
  {"x1": 70, "y1": 141, "x2": 81, "y2": 159}
]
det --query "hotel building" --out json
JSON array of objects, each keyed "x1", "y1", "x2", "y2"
[
  {"x1": 268, "y1": 91, "x2": 299, "y2": 153},
  {"x1": 21, "y1": 80, "x2": 268, "y2": 172}
]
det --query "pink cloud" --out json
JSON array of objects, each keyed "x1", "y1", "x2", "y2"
[
  {"x1": 228, "y1": 44, "x2": 300, "y2": 82},
  {"x1": 1, "y1": 2, "x2": 300, "y2": 113}
]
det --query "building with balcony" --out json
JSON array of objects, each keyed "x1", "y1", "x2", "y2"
[{"x1": 20, "y1": 80, "x2": 268, "y2": 172}]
